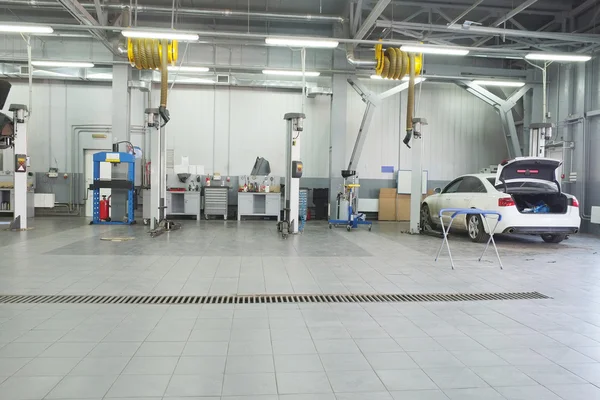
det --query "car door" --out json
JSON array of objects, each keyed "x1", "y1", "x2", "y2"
[
  {"x1": 434, "y1": 178, "x2": 464, "y2": 225},
  {"x1": 454, "y1": 177, "x2": 489, "y2": 230}
]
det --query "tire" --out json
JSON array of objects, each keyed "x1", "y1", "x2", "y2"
[
  {"x1": 328, "y1": 224, "x2": 332, "y2": 229},
  {"x1": 346, "y1": 225, "x2": 352, "y2": 232},
  {"x1": 420, "y1": 204, "x2": 435, "y2": 232},
  {"x1": 368, "y1": 225, "x2": 372, "y2": 232},
  {"x1": 467, "y1": 214, "x2": 490, "y2": 243},
  {"x1": 541, "y1": 234, "x2": 566, "y2": 243}
]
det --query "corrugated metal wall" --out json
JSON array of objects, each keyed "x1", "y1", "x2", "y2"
[{"x1": 346, "y1": 81, "x2": 508, "y2": 180}]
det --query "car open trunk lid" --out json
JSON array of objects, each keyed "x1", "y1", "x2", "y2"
[{"x1": 495, "y1": 157, "x2": 562, "y2": 189}]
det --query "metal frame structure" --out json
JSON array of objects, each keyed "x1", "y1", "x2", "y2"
[
  {"x1": 9, "y1": 104, "x2": 29, "y2": 230},
  {"x1": 458, "y1": 81, "x2": 532, "y2": 159},
  {"x1": 89, "y1": 151, "x2": 135, "y2": 225}
]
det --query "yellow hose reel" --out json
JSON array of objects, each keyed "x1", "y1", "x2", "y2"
[
  {"x1": 127, "y1": 38, "x2": 178, "y2": 69},
  {"x1": 375, "y1": 43, "x2": 422, "y2": 80}
]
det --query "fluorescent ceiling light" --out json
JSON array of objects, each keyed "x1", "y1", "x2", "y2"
[
  {"x1": 525, "y1": 53, "x2": 591, "y2": 62},
  {"x1": 265, "y1": 37, "x2": 339, "y2": 48},
  {"x1": 370, "y1": 75, "x2": 383, "y2": 79},
  {"x1": 87, "y1": 73, "x2": 113, "y2": 80},
  {"x1": 121, "y1": 30, "x2": 199, "y2": 41},
  {"x1": 179, "y1": 78, "x2": 214, "y2": 84},
  {"x1": 371, "y1": 75, "x2": 425, "y2": 83},
  {"x1": 401, "y1": 45, "x2": 469, "y2": 56},
  {"x1": 473, "y1": 80, "x2": 525, "y2": 87},
  {"x1": 31, "y1": 61, "x2": 94, "y2": 68},
  {"x1": 0, "y1": 24, "x2": 53, "y2": 34},
  {"x1": 262, "y1": 70, "x2": 320, "y2": 77},
  {"x1": 167, "y1": 66, "x2": 210, "y2": 73}
]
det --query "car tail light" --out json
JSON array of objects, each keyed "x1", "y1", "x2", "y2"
[
  {"x1": 570, "y1": 197, "x2": 579, "y2": 207},
  {"x1": 498, "y1": 197, "x2": 516, "y2": 207}
]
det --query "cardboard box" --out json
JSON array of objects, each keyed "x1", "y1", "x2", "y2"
[
  {"x1": 378, "y1": 188, "x2": 397, "y2": 221},
  {"x1": 396, "y1": 191, "x2": 434, "y2": 221}
]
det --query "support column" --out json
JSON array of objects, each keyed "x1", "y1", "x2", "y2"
[
  {"x1": 111, "y1": 64, "x2": 131, "y2": 221},
  {"x1": 10, "y1": 105, "x2": 28, "y2": 230},
  {"x1": 329, "y1": 74, "x2": 349, "y2": 218}
]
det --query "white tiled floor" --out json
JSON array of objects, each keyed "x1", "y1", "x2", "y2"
[{"x1": 0, "y1": 218, "x2": 599, "y2": 399}]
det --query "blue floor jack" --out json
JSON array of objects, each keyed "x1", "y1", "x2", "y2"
[{"x1": 328, "y1": 170, "x2": 372, "y2": 232}]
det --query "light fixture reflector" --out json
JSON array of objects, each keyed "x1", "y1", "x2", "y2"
[
  {"x1": 31, "y1": 61, "x2": 95, "y2": 68},
  {"x1": 473, "y1": 80, "x2": 525, "y2": 87},
  {"x1": 265, "y1": 37, "x2": 339, "y2": 48},
  {"x1": 525, "y1": 53, "x2": 591, "y2": 62},
  {"x1": 262, "y1": 70, "x2": 320, "y2": 77},
  {"x1": 121, "y1": 30, "x2": 199, "y2": 41},
  {"x1": 401, "y1": 45, "x2": 469, "y2": 56},
  {"x1": 0, "y1": 24, "x2": 53, "y2": 34}
]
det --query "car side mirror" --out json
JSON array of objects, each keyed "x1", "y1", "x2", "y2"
[{"x1": 434, "y1": 187, "x2": 442, "y2": 194}]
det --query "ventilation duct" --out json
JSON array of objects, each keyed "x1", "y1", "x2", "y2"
[{"x1": 306, "y1": 87, "x2": 332, "y2": 97}]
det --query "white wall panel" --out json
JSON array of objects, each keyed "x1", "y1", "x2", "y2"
[{"x1": 346, "y1": 81, "x2": 507, "y2": 180}]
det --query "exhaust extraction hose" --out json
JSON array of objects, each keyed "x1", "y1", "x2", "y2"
[
  {"x1": 406, "y1": 52, "x2": 416, "y2": 132},
  {"x1": 375, "y1": 44, "x2": 421, "y2": 80},
  {"x1": 128, "y1": 38, "x2": 177, "y2": 114}
]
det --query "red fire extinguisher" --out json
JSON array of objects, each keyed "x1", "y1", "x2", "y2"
[{"x1": 100, "y1": 195, "x2": 111, "y2": 221}]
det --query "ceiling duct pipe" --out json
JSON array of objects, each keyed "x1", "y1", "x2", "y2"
[
  {"x1": 346, "y1": 45, "x2": 377, "y2": 68},
  {"x1": 0, "y1": 0, "x2": 344, "y2": 23}
]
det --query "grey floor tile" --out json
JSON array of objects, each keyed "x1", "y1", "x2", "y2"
[
  {"x1": 188, "y1": 328, "x2": 231, "y2": 342},
  {"x1": 443, "y1": 388, "x2": 506, "y2": 400},
  {"x1": 16, "y1": 357, "x2": 80, "y2": 376},
  {"x1": 493, "y1": 349, "x2": 555, "y2": 366},
  {"x1": 320, "y1": 353, "x2": 372, "y2": 371},
  {"x1": 408, "y1": 351, "x2": 464, "y2": 368},
  {"x1": 88, "y1": 342, "x2": 141, "y2": 357},
  {"x1": 39, "y1": 342, "x2": 96, "y2": 358},
  {"x1": 471, "y1": 366, "x2": 538, "y2": 387},
  {"x1": 275, "y1": 354, "x2": 324, "y2": 372},
  {"x1": 228, "y1": 340, "x2": 272, "y2": 355},
  {"x1": 277, "y1": 372, "x2": 333, "y2": 394},
  {"x1": 355, "y1": 338, "x2": 403, "y2": 353},
  {"x1": 279, "y1": 395, "x2": 336, "y2": 400},
  {"x1": 135, "y1": 341, "x2": 185, "y2": 357},
  {"x1": 225, "y1": 355, "x2": 275, "y2": 373},
  {"x1": 336, "y1": 392, "x2": 393, "y2": 399},
  {"x1": 0, "y1": 343, "x2": 50, "y2": 358},
  {"x1": 174, "y1": 356, "x2": 227, "y2": 374},
  {"x1": 47, "y1": 375, "x2": 117, "y2": 399},
  {"x1": 145, "y1": 328, "x2": 191, "y2": 342},
  {"x1": 534, "y1": 347, "x2": 597, "y2": 365},
  {"x1": 230, "y1": 328, "x2": 271, "y2": 342},
  {"x1": 0, "y1": 358, "x2": 31, "y2": 376},
  {"x1": 518, "y1": 365, "x2": 587, "y2": 385},
  {"x1": 222, "y1": 373, "x2": 277, "y2": 396},
  {"x1": 327, "y1": 370, "x2": 386, "y2": 393},
  {"x1": 365, "y1": 352, "x2": 419, "y2": 370},
  {"x1": 496, "y1": 385, "x2": 562, "y2": 400},
  {"x1": 0, "y1": 376, "x2": 62, "y2": 400},
  {"x1": 106, "y1": 374, "x2": 171, "y2": 398},
  {"x1": 390, "y1": 390, "x2": 450, "y2": 400},
  {"x1": 562, "y1": 362, "x2": 600, "y2": 384},
  {"x1": 222, "y1": 396, "x2": 276, "y2": 400},
  {"x1": 183, "y1": 341, "x2": 229, "y2": 356},
  {"x1": 314, "y1": 340, "x2": 360, "y2": 354},
  {"x1": 450, "y1": 350, "x2": 509, "y2": 367},
  {"x1": 395, "y1": 337, "x2": 445, "y2": 352},
  {"x1": 122, "y1": 356, "x2": 178, "y2": 375},
  {"x1": 423, "y1": 367, "x2": 488, "y2": 389},
  {"x1": 164, "y1": 374, "x2": 224, "y2": 397},
  {"x1": 546, "y1": 383, "x2": 600, "y2": 400},
  {"x1": 377, "y1": 369, "x2": 438, "y2": 391},
  {"x1": 273, "y1": 339, "x2": 317, "y2": 355}
]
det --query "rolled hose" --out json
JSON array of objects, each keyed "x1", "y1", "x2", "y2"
[
  {"x1": 128, "y1": 38, "x2": 178, "y2": 108},
  {"x1": 375, "y1": 44, "x2": 421, "y2": 80},
  {"x1": 406, "y1": 52, "x2": 416, "y2": 132}
]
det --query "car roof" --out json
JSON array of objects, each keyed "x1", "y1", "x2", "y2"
[{"x1": 458, "y1": 174, "x2": 496, "y2": 179}]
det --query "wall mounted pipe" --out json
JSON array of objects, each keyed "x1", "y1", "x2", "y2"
[{"x1": 0, "y1": 0, "x2": 344, "y2": 23}]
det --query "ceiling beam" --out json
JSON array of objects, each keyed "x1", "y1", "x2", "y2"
[
  {"x1": 472, "y1": 0, "x2": 540, "y2": 47},
  {"x1": 448, "y1": 0, "x2": 484, "y2": 27},
  {"x1": 56, "y1": 0, "x2": 117, "y2": 55},
  {"x1": 355, "y1": 0, "x2": 391, "y2": 40},
  {"x1": 569, "y1": 0, "x2": 598, "y2": 17},
  {"x1": 365, "y1": 0, "x2": 566, "y2": 16},
  {"x1": 93, "y1": 0, "x2": 107, "y2": 26}
]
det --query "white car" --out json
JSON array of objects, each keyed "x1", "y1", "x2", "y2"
[{"x1": 421, "y1": 157, "x2": 581, "y2": 244}]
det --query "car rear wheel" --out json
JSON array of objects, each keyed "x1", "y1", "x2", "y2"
[
  {"x1": 467, "y1": 214, "x2": 490, "y2": 243},
  {"x1": 541, "y1": 234, "x2": 566, "y2": 243},
  {"x1": 420, "y1": 204, "x2": 435, "y2": 232}
]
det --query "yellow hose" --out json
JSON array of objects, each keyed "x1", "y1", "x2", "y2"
[
  {"x1": 127, "y1": 37, "x2": 178, "y2": 108},
  {"x1": 406, "y1": 53, "x2": 416, "y2": 132},
  {"x1": 374, "y1": 47, "x2": 421, "y2": 80}
]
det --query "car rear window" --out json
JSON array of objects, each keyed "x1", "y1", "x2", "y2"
[{"x1": 487, "y1": 178, "x2": 558, "y2": 192}]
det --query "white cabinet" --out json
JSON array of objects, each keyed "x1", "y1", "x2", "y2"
[
  {"x1": 184, "y1": 193, "x2": 201, "y2": 216},
  {"x1": 237, "y1": 192, "x2": 281, "y2": 221}
]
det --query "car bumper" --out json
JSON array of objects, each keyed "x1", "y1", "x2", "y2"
[{"x1": 501, "y1": 226, "x2": 580, "y2": 235}]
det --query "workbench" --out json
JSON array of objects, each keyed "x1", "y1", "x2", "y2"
[
  {"x1": 165, "y1": 191, "x2": 201, "y2": 220},
  {"x1": 238, "y1": 192, "x2": 281, "y2": 221}
]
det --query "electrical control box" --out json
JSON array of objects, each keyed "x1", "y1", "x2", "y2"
[
  {"x1": 15, "y1": 154, "x2": 26, "y2": 173},
  {"x1": 292, "y1": 161, "x2": 303, "y2": 178}
]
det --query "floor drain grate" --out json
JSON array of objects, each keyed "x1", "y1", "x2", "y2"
[{"x1": 0, "y1": 292, "x2": 550, "y2": 305}]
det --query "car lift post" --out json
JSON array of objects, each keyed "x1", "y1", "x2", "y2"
[
  {"x1": 529, "y1": 122, "x2": 554, "y2": 158},
  {"x1": 409, "y1": 118, "x2": 427, "y2": 234}
]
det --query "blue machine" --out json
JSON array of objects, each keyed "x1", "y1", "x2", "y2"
[
  {"x1": 89, "y1": 151, "x2": 136, "y2": 225},
  {"x1": 328, "y1": 181, "x2": 373, "y2": 232}
]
